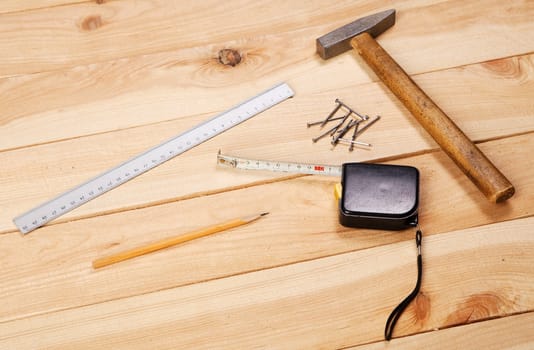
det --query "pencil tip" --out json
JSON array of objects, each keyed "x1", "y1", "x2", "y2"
[{"x1": 243, "y1": 212, "x2": 269, "y2": 223}]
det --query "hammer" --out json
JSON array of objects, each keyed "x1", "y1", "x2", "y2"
[{"x1": 317, "y1": 9, "x2": 514, "y2": 203}]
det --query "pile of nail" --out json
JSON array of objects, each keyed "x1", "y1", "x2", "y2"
[{"x1": 308, "y1": 99, "x2": 380, "y2": 151}]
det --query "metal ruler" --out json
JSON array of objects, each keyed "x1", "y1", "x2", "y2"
[
  {"x1": 14, "y1": 83, "x2": 294, "y2": 234},
  {"x1": 217, "y1": 152, "x2": 342, "y2": 176}
]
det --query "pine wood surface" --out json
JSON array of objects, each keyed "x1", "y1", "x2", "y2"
[{"x1": 1, "y1": 1, "x2": 533, "y2": 349}]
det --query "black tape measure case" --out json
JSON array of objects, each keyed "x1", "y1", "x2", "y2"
[{"x1": 339, "y1": 163, "x2": 419, "y2": 230}]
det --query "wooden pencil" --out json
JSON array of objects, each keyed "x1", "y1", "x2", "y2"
[{"x1": 92, "y1": 212, "x2": 268, "y2": 269}]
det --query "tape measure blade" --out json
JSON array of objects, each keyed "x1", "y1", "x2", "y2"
[
  {"x1": 14, "y1": 83, "x2": 293, "y2": 234},
  {"x1": 217, "y1": 153, "x2": 342, "y2": 177}
]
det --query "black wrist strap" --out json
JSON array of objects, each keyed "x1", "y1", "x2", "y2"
[{"x1": 384, "y1": 229, "x2": 423, "y2": 341}]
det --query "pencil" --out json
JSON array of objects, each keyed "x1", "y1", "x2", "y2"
[{"x1": 92, "y1": 212, "x2": 269, "y2": 269}]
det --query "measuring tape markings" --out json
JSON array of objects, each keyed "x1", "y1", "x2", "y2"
[
  {"x1": 14, "y1": 83, "x2": 294, "y2": 234},
  {"x1": 217, "y1": 153, "x2": 342, "y2": 177}
]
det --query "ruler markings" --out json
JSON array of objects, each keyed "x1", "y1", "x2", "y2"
[{"x1": 14, "y1": 83, "x2": 294, "y2": 234}]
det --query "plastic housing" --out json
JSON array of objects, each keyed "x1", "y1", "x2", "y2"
[{"x1": 339, "y1": 163, "x2": 419, "y2": 230}]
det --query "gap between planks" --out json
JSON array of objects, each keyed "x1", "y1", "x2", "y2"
[
  {"x1": 2, "y1": 49, "x2": 533, "y2": 160},
  {"x1": 1, "y1": 99, "x2": 532, "y2": 156},
  {"x1": 5, "y1": 134, "x2": 533, "y2": 318},
  {"x1": 1, "y1": 135, "x2": 532, "y2": 328},
  {"x1": 343, "y1": 311, "x2": 534, "y2": 349},
  {"x1": 0, "y1": 221, "x2": 382, "y2": 326},
  {"x1": 2, "y1": 130, "x2": 532, "y2": 236},
  {"x1": 0, "y1": 0, "x2": 337, "y2": 78},
  {"x1": 0, "y1": 173, "x2": 305, "y2": 236},
  {"x1": 0, "y1": 217, "x2": 532, "y2": 348},
  {"x1": 0, "y1": 0, "x2": 89, "y2": 16},
  {"x1": 1, "y1": 1, "x2": 532, "y2": 80},
  {"x1": 0, "y1": 109, "x2": 222, "y2": 154},
  {"x1": 5, "y1": 217, "x2": 534, "y2": 322}
]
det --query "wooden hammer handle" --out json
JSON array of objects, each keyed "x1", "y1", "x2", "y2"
[{"x1": 351, "y1": 32, "x2": 514, "y2": 203}]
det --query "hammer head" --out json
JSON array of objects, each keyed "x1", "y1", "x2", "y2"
[{"x1": 317, "y1": 9, "x2": 395, "y2": 59}]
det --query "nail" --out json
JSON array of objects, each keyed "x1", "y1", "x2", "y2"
[
  {"x1": 307, "y1": 116, "x2": 345, "y2": 128},
  {"x1": 312, "y1": 121, "x2": 344, "y2": 143},
  {"x1": 335, "y1": 99, "x2": 368, "y2": 121},
  {"x1": 331, "y1": 119, "x2": 357, "y2": 145},
  {"x1": 329, "y1": 110, "x2": 352, "y2": 136},
  {"x1": 348, "y1": 122, "x2": 360, "y2": 152},
  {"x1": 338, "y1": 138, "x2": 372, "y2": 147},
  {"x1": 320, "y1": 100, "x2": 343, "y2": 127},
  {"x1": 354, "y1": 115, "x2": 381, "y2": 138}
]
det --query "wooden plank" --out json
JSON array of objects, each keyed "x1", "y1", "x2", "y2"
[
  {"x1": 0, "y1": 0, "x2": 532, "y2": 77},
  {"x1": 348, "y1": 312, "x2": 534, "y2": 350},
  {"x1": 0, "y1": 1, "x2": 87, "y2": 15},
  {"x1": 1, "y1": 85, "x2": 532, "y2": 235},
  {"x1": 1, "y1": 2, "x2": 530, "y2": 349},
  {"x1": 0, "y1": 217, "x2": 532, "y2": 349},
  {"x1": 0, "y1": 134, "x2": 532, "y2": 323},
  {"x1": 1, "y1": 50, "x2": 533, "y2": 152}
]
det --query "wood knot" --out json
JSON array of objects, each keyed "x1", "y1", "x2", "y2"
[
  {"x1": 413, "y1": 292, "x2": 431, "y2": 323},
  {"x1": 445, "y1": 293, "x2": 509, "y2": 326},
  {"x1": 482, "y1": 57, "x2": 523, "y2": 80},
  {"x1": 81, "y1": 15, "x2": 104, "y2": 31},
  {"x1": 218, "y1": 49, "x2": 242, "y2": 67}
]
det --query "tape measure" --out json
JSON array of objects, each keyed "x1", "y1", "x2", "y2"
[
  {"x1": 14, "y1": 83, "x2": 294, "y2": 234},
  {"x1": 217, "y1": 152, "x2": 342, "y2": 176},
  {"x1": 217, "y1": 152, "x2": 342, "y2": 203},
  {"x1": 217, "y1": 152, "x2": 419, "y2": 231}
]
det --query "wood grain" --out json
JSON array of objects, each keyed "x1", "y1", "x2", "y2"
[
  {"x1": 2, "y1": 11, "x2": 534, "y2": 151},
  {"x1": 1, "y1": 1, "x2": 532, "y2": 348},
  {"x1": 348, "y1": 312, "x2": 534, "y2": 350},
  {"x1": 1, "y1": 51, "x2": 533, "y2": 152},
  {"x1": 1, "y1": 134, "x2": 532, "y2": 323},
  {"x1": 1, "y1": 217, "x2": 532, "y2": 348},
  {"x1": 1, "y1": 116, "x2": 531, "y2": 236},
  {"x1": 0, "y1": 1, "x2": 87, "y2": 15},
  {"x1": 0, "y1": 0, "x2": 532, "y2": 77}
]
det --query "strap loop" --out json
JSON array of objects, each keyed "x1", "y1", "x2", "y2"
[{"x1": 384, "y1": 229, "x2": 423, "y2": 340}]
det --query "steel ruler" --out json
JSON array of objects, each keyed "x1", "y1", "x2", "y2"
[
  {"x1": 14, "y1": 83, "x2": 294, "y2": 234},
  {"x1": 217, "y1": 152, "x2": 342, "y2": 176}
]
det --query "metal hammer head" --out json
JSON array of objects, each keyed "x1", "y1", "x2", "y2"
[{"x1": 317, "y1": 9, "x2": 395, "y2": 59}]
